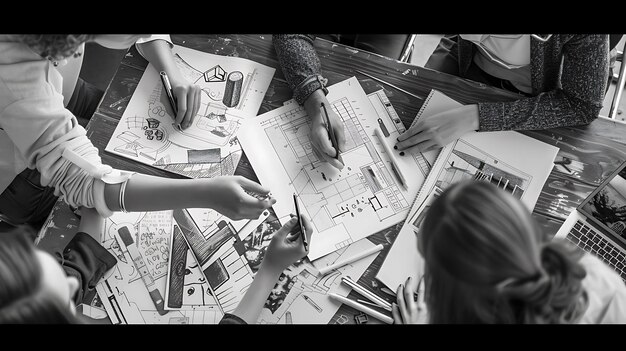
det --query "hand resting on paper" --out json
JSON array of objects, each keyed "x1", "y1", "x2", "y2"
[
  {"x1": 395, "y1": 104, "x2": 479, "y2": 152},
  {"x1": 392, "y1": 275, "x2": 428, "y2": 324}
]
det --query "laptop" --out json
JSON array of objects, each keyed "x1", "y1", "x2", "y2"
[{"x1": 554, "y1": 161, "x2": 626, "y2": 283}]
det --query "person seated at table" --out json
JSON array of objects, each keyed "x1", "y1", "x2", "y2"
[
  {"x1": 394, "y1": 34, "x2": 610, "y2": 152},
  {"x1": 274, "y1": 34, "x2": 610, "y2": 155},
  {"x1": 0, "y1": 34, "x2": 272, "y2": 232},
  {"x1": 392, "y1": 181, "x2": 626, "y2": 324},
  {"x1": 273, "y1": 34, "x2": 347, "y2": 171},
  {"x1": 0, "y1": 210, "x2": 312, "y2": 324}
]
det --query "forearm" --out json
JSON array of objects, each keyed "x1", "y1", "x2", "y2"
[
  {"x1": 231, "y1": 262, "x2": 283, "y2": 324},
  {"x1": 273, "y1": 34, "x2": 325, "y2": 104},
  {"x1": 137, "y1": 39, "x2": 186, "y2": 86},
  {"x1": 103, "y1": 174, "x2": 211, "y2": 212}
]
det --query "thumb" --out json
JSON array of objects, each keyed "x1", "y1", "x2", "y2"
[{"x1": 280, "y1": 216, "x2": 299, "y2": 236}]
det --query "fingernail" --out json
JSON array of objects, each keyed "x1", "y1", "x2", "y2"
[
  {"x1": 396, "y1": 137, "x2": 400, "y2": 142},
  {"x1": 393, "y1": 145, "x2": 398, "y2": 149},
  {"x1": 399, "y1": 151, "x2": 405, "y2": 156}
]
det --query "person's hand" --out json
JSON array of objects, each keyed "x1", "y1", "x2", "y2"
[
  {"x1": 204, "y1": 176, "x2": 276, "y2": 220},
  {"x1": 262, "y1": 214, "x2": 313, "y2": 272},
  {"x1": 616, "y1": 206, "x2": 626, "y2": 221},
  {"x1": 304, "y1": 90, "x2": 346, "y2": 170},
  {"x1": 392, "y1": 276, "x2": 428, "y2": 324},
  {"x1": 172, "y1": 81, "x2": 202, "y2": 130},
  {"x1": 395, "y1": 104, "x2": 479, "y2": 152}
]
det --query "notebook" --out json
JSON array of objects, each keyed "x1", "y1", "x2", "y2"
[{"x1": 554, "y1": 161, "x2": 626, "y2": 283}]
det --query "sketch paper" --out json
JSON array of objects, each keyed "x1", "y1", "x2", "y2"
[
  {"x1": 239, "y1": 78, "x2": 436, "y2": 261},
  {"x1": 105, "y1": 45, "x2": 275, "y2": 179},
  {"x1": 256, "y1": 236, "x2": 378, "y2": 324},
  {"x1": 376, "y1": 89, "x2": 560, "y2": 290},
  {"x1": 95, "y1": 208, "x2": 268, "y2": 324}
]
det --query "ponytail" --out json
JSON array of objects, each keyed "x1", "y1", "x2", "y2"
[{"x1": 497, "y1": 241, "x2": 587, "y2": 323}]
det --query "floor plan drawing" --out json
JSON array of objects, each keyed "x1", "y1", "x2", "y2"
[
  {"x1": 105, "y1": 45, "x2": 274, "y2": 179},
  {"x1": 239, "y1": 77, "x2": 434, "y2": 260}
]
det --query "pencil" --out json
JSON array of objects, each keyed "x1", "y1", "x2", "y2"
[
  {"x1": 320, "y1": 102, "x2": 344, "y2": 165},
  {"x1": 354, "y1": 69, "x2": 423, "y2": 100},
  {"x1": 374, "y1": 127, "x2": 408, "y2": 190},
  {"x1": 328, "y1": 293, "x2": 393, "y2": 324},
  {"x1": 317, "y1": 244, "x2": 384, "y2": 276},
  {"x1": 159, "y1": 71, "x2": 179, "y2": 129}
]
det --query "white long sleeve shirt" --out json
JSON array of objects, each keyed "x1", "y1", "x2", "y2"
[{"x1": 0, "y1": 34, "x2": 171, "y2": 217}]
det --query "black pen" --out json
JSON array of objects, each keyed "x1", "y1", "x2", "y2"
[
  {"x1": 159, "y1": 71, "x2": 180, "y2": 130},
  {"x1": 320, "y1": 102, "x2": 344, "y2": 165},
  {"x1": 293, "y1": 193, "x2": 308, "y2": 251}
]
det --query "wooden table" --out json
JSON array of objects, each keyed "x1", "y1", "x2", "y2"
[{"x1": 37, "y1": 34, "x2": 626, "y2": 324}]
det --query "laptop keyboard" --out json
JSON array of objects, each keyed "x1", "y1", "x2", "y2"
[{"x1": 566, "y1": 220, "x2": 626, "y2": 283}]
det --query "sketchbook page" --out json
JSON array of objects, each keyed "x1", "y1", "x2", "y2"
[
  {"x1": 376, "y1": 90, "x2": 560, "y2": 291},
  {"x1": 95, "y1": 208, "x2": 268, "y2": 324},
  {"x1": 238, "y1": 77, "x2": 432, "y2": 261},
  {"x1": 104, "y1": 44, "x2": 274, "y2": 179}
]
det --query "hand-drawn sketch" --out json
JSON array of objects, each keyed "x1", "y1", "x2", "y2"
[
  {"x1": 239, "y1": 77, "x2": 435, "y2": 260},
  {"x1": 95, "y1": 207, "x2": 268, "y2": 324},
  {"x1": 256, "y1": 238, "x2": 379, "y2": 324},
  {"x1": 105, "y1": 45, "x2": 275, "y2": 179},
  {"x1": 376, "y1": 91, "x2": 559, "y2": 291}
]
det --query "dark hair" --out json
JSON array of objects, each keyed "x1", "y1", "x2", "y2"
[
  {"x1": 420, "y1": 181, "x2": 588, "y2": 323},
  {"x1": 15, "y1": 34, "x2": 94, "y2": 61},
  {"x1": 0, "y1": 227, "x2": 80, "y2": 324}
]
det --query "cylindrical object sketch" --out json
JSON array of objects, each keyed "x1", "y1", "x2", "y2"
[{"x1": 223, "y1": 71, "x2": 243, "y2": 107}]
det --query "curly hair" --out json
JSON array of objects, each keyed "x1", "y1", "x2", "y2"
[{"x1": 15, "y1": 34, "x2": 95, "y2": 61}]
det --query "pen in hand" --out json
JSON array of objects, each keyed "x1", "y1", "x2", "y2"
[
  {"x1": 293, "y1": 193, "x2": 308, "y2": 252},
  {"x1": 159, "y1": 71, "x2": 180, "y2": 130},
  {"x1": 320, "y1": 102, "x2": 344, "y2": 165}
]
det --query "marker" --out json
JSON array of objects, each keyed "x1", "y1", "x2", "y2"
[
  {"x1": 316, "y1": 244, "x2": 384, "y2": 276},
  {"x1": 374, "y1": 127, "x2": 407, "y2": 190},
  {"x1": 328, "y1": 293, "x2": 393, "y2": 324},
  {"x1": 341, "y1": 275, "x2": 392, "y2": 311},
  {"x1": 116, "y1": 226, "x2": 167, "y2": 315}
]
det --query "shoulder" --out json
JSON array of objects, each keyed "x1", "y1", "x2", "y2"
[
  {"x1": 578, "y1": 254, "x2": 626, "y2": 323},
  {"x1": 0, "y1": 38, "x2": 58, "y2": 105}
]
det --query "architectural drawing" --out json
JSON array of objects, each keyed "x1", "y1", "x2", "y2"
[
  {"x1": 375, "y1": 92, "x2": 560, "y2": 291},
  {"x1": 239, "y1": 77, "x2": 434, "y2": 260},
  {"x1": 95, "y1": 207, "x2": 267, "y2": 324},
  {"x1": 105, "y1": 45, "x2": 274, "y2": 179}
]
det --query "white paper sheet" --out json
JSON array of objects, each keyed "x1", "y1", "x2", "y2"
[
  {"x1": 105, "y1": 45, "x2": 275, "y2": 179},
  {"x1": 95, "y1": 208, "x2": 267, "y2": 324},
  {"x1": 376, "y1": 89, "x2": 560, "y2": 291},
  {"x1": 238, "y1": 77, "x2": 436, "y2": 261}
]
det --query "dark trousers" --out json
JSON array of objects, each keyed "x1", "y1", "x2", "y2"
[
  {"x1": 425, "y1": 35, "x2": 532, "y2": 97},
  {"x1": 0, "y1": 78, "x2": 104, "y2": 231}
]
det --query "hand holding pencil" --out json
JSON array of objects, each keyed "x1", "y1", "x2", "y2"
[
  {"x1": 261, "y1": 214, "x2": 313, "y2": 273},
  {"x1": 303, "y1": 90, "x2": 346, "y2": 170}
]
